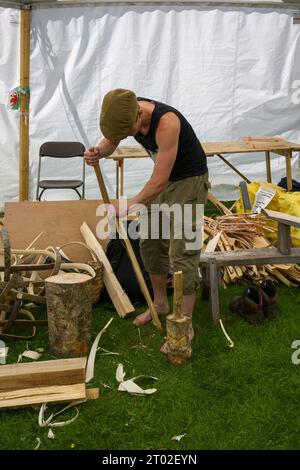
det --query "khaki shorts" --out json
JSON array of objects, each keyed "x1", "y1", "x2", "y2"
[{"x1": 139, "y1": 172, "x2": 209, "y2": 295}]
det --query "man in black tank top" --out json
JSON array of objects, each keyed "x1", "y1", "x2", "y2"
[{"x1": 85, "y1": 89, "x2": 209, "y2": 354}]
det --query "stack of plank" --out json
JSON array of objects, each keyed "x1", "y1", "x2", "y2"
[
  {"x1": 0, "y1": 357, "x2": 99, "y2": 409},
  {"x1": 203, "y1": 213, "x2": 300, "y2": 287}
]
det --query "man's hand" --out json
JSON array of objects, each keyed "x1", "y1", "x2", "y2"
[{"x1": 84, "y1": 146, "x2": 101, "y2": 166}]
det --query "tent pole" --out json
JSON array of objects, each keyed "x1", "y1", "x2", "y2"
[{"x1": 19, "y1": 6, "x2": 31, "y2": 201}]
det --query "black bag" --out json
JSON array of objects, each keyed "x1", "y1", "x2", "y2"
[
  {"x1": 105, "y1": 220, "x2": 153, "y2": 301},
  {"x1": 277, "y1": 177, "x2": 300, "y2": 191}
]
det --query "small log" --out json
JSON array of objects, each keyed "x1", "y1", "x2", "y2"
[
  {"x1": 45, "y1": 272, "x2": 93, "y2": 357},
  {"x1": 166, "y1": 271, "x2": 192, "y2": 366}
]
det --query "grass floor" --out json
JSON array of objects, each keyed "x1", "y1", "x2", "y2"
[{"x1": 1, "y1": 283, "x2": 300, "y2": 450}]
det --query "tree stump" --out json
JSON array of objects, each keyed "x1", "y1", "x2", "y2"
[
  {"x1": 45, "y1": 272, "x2": 93, "y2": 357},
  {"x1": 166, "y1": 271, "x2": 192, "y2": 366}
]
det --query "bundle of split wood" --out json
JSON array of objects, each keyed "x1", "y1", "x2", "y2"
[{"x1": 203, "y1": 213, "x2": 300, "y2": 287}]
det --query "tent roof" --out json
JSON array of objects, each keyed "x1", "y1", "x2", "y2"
[{"x1": 1, "y1": 0, "x2": 299, "y2": 10}]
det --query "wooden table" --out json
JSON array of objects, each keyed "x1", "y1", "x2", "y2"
[
  {"x1": 106, "y1": 138, "x2": 300, "y2": 196},
  {"x1": 105, "y1": 145, "x2": 149, "y2": 198},
  {"x1": 204, "y1": 137, "x2": 300, "y2": 191}
]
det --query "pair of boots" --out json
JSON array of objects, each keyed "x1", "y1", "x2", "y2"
[{"x1": 229, "y1": 280, "x2": 277, "y2": 324}]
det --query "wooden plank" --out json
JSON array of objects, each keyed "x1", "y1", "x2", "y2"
[
  {"x1": 0, "y1": 383, "x2": 86, "y2": 409},
  {"x1": 241, "y1": 136, "x2": 284, "y2": 143},
  {"x1": 0, "y1": 357, "x2": 87, "y2": 392},
  {"x1": 203, "y1": 140, "x2": 300, "y2": 156},
  {"x1": 106, "y1": 145, "x2": 149, "y2": 161},
  {"x1": 80, "y1": 222, "x2": 135, "y2": 317},
  {"x1": 200, "y1": 247, "x2": 300, "y2": 267},
  {"x1": 3, "y1": 200, "x2": 111, "y2": 263},
  {"x1": 262, "y1": 209, "x2": 300, "y2": 228}
]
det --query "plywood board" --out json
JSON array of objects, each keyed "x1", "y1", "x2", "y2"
[{"x1": 3, "y1": 200, "x2": 111, "y2": 263}]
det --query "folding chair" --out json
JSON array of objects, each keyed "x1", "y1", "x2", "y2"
[{"x1": 36, "y1": 141, "x2": 86, "y2": 200}]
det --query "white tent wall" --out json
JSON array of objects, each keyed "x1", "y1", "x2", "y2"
[
  {"x1": 0, "y1": 7, "x2": 20, "y2": 207},
  {"x1": 0, "y1": 5, "x2": 300, "y2": 210}
]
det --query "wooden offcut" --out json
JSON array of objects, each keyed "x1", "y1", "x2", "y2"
[
  {"x1": 80, "y1": 222, "x2": 135, "y2": 318},
  {"x1": 0, "y1": 383, "x2": 86, "y2": 409},
  {"x1": 45, "y1": 272, "x2": 93, "y2": 357},
  {"x1": 0, "y1": 357, "x2": 86, "y2": 392}
]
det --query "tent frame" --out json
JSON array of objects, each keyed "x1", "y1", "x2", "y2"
[{"x1": 1, "y1": 0, "x2": 299, "y2": 200}]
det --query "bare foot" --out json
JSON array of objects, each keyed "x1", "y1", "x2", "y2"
[
  {"x1": 160, "y1": 326, "x2": 195, "y2": 355},
  {"x1": 133, "y1": 306, "x2": 169, "y2": 327}
]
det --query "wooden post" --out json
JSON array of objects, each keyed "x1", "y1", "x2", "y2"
[
  {"x1": 116, "y1": 160, "x2": 119, "y2": 199},
  {"x1": 286, "y1": 150, "x2": 293, "y2": 191},
  {"x1": 45, "y1": 273, "x2": 93, "y2": 357},
  {"x1": 265, "y1": 151, "x2": 272, "y2": 183},
  {"x1": 277, "y1": 223, "x2": 291, "y2": 255},
  {"x1": 120, "y1": 159, "x2": 124, "y2": 196},
  {"x1": 19, "y1": 7, "x2": 31, "y2": 201},
  {"x1": 165, "y1": 271, "x2": 192, "y2": 366}
]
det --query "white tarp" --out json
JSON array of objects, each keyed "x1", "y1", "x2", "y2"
[{"x1": 0, "y1": 5, "x2": 300, "y2": 210}]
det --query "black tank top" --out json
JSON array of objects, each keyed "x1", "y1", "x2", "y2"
[{"x1": 134, "y1": 98, "x2": 207, "y2": 181}]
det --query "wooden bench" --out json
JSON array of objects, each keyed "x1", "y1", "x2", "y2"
[{"x1": 199, "y1": 209, "x2": 300, "y2": 323}]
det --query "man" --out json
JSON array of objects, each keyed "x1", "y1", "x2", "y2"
[{"x1": 84, "y1": 89, "x2": 209, "y2": 351}]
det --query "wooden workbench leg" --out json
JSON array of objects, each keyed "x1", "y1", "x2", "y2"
[
  {"x1": 286, "y1": 150, "x2": 292, "y2": 191},
  {"x1": 116, "y1": 161, "x2": 119, "y2": 199},
  {"x1": 265, "y1": 151, "x2": 272, "y2": 183},
  {"x1": 120, "y1": 160, "x2": 124, "y2": 197},
  {"x1": 209, "y1": 260, "x2": 220, "y2": 324}
]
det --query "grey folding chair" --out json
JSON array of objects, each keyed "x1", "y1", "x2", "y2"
[{"x1": 36, "y1": 141, "x2": 86, "y2": 201}]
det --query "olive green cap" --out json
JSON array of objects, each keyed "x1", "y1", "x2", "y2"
[{"x1": 100, "y1": 89, "x2": 139, "y2": 141}]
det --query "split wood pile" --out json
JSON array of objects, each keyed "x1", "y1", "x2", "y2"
[{"x1": 203, "y1": 214, "x2": 300, "y2": 287}]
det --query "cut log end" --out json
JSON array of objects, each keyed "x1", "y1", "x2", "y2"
[{"x1": 45, "y1": 273, "x2": 91, "y2": 285}]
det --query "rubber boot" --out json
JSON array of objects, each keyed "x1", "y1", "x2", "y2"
[
  {"x1": 230, "y1": 285, "x2": 264, "y2": 324},
  {"x1": 260, "y1": 279, "x2": 277, "y2": 318}
]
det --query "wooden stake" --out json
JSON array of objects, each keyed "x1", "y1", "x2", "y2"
[
  {"x1": 93, "y1": 164, "x2": 162, "y2": 330},
  {"x1": 165, "y1": 271, "x2": 192, "y2": 365}
]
